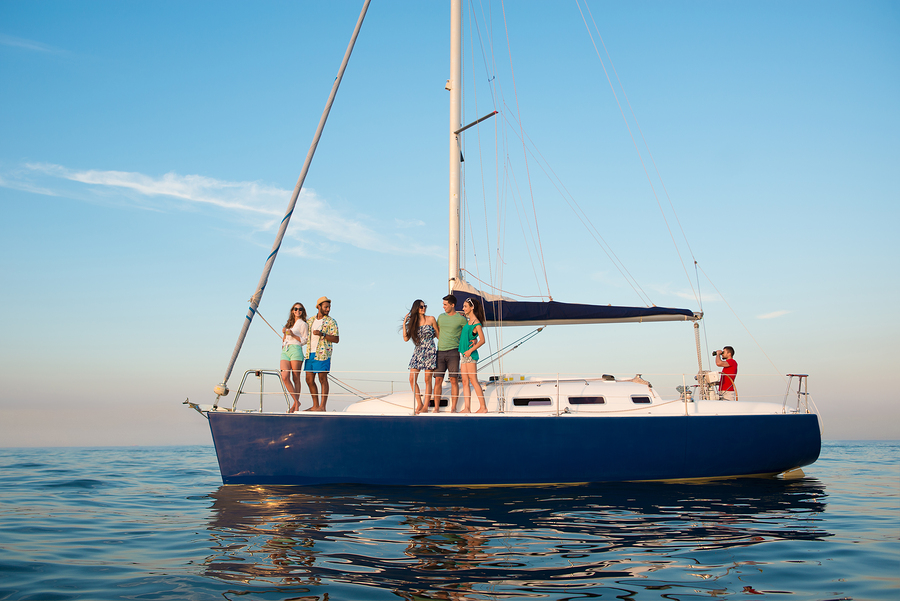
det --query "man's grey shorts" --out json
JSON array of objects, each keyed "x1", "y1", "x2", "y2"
[{"x1": 434, "y1": 350, "x2": 460, "y2": 378}]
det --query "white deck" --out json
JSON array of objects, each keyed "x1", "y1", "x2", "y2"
[{"x1": 343, "y1": 377, "x2": 793, "y2": 417}]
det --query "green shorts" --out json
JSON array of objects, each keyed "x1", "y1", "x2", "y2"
[{"x1": 281, "y1": 345, "x2": 304, "y2": 362}]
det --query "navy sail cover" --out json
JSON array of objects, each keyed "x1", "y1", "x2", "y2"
[{"x1": 452, "y1": 287, "x2": 699, "y2": 326}]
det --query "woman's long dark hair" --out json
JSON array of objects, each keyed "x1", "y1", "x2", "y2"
[
  {"x1": 285, "y1": 303, "x2": 307, "y2": 329},
  {"x1": 464, "y1": 297, "x2": 486, "y2": 326},
  {"x1": 405, "y1": 299, "x2": 425, "y2": 345}
]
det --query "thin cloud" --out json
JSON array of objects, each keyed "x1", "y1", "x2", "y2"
[
  {"x1": 0, "y1": 174, "x2": 61, "y2": 197},
  {"x1": 394, "y1": 218, "x2": 426, "y2": 228},
  {"x1": 26, "y1": 163, "x2": 284, "y2": 215},
  {"x1": 647, "y1": 283, "x2": 721, "y2": 304},
  {"x1": 757, "y1": 310, "x2": 790, "y2": 320},
  {"x1": 0, "y1": 35, "x2": 63, "y2": 54},
  {"x1": 671, "y1": 289, "x2": 702, "y2": 301},
  {"x1": 3, "y1": 162, "x2": 442, "y2": 257}
]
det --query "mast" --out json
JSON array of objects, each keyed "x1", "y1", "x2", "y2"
[
  {"x1": 448, "y1": 0, "x2": 462, "y2": 292},
  {"x1": 214, "y1": 0, "x2": 371, "y2": 400}
]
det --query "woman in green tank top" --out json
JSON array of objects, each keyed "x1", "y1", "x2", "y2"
[{"x1": 459, "y1": 297, "x2": 487, "y2": 413}]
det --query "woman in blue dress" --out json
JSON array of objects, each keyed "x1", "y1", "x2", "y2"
[{"x1": 403, "y1": 299, "x2": 440, "y2": 414}]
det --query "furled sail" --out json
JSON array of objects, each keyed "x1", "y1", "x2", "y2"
[{"x1": 451, "y1": 280, "x2": 699, "y2": 326}]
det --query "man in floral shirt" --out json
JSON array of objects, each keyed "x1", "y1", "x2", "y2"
[{"x1": 305, "y1": 296, "x2": 340, "y2": 411}]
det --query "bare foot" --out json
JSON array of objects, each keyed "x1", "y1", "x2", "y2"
[
  {"x1": 304, "y1": 405, "x2": 320, "y2": 412},
  {"x1": 475, "y1": 407, "x2": 488, "y2": 413},
  {"x1": 415, "y1": 403, "x2": 423, "y2": 415}
]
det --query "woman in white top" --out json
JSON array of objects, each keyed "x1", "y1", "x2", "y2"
[{"x1": 281, "y1": 303, "x2": 308, "y2": 413}]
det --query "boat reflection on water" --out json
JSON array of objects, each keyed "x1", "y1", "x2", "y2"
[{"x1": 200, "y1": 478, "x2": 829, "y2": 598}]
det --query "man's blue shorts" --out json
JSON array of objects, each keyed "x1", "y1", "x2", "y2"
[{"x1": 305, "y1": 353, "x2": 331, "y2": 373}]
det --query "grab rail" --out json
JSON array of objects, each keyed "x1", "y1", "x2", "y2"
[
  {"x1": 783, "y1": 374, "x2": 811, "y2": 414},
  {"x1": 232, "y1": 369, "x2": 292, "y2": 412}
]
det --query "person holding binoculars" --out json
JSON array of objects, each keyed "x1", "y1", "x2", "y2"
[{"x1": 713, "y1": 346, "x2": 738, "y2": 401}]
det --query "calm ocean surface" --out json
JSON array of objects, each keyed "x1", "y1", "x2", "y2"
[{"x1": 0, "y1": 441, "x2": 897, "y2": 600}]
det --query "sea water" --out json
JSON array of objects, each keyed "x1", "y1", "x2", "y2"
[{"x1": 0, "y1": 441, "x2": 897, "y2": 600}]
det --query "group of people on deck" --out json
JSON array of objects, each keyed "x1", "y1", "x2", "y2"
[
  {"x1": 403, "y1": 294, "x2": 487, "y2": 414},
  {"x1": 280, "y1": 293, "x2": 738, "y2": 413}
]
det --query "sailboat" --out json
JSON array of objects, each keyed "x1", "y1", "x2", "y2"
[{"x1": 186, "y1": 1, "x2": 821, "y2": 486}]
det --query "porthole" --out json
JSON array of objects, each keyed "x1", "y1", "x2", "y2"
[
  {"x1": 512, "y1": 397, "x2": 552, "y2": 407},
  {"x1": 569, "y1": 396, "x2": 606, "y2": 405}
]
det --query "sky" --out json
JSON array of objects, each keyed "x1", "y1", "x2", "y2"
[{"x1": 1, "y1": 0, "x2": 897, "y2": 446}]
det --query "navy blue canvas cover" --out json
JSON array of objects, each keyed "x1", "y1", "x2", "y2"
[{"x1": 452, "y1": 289, "x2": 697, "y2": 326}]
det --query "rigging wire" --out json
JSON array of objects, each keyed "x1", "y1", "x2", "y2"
[
  {"x1": 463, "y1": 2, "x2": 694, "y2": 315},
  {"x1": 464, "y1": 0, "x2": 552, "y2": 310},
  {"x1": 327, "y1": 374, "x2": 372, "y2": 401},
  {"x1": 472, "y1": 3, "x2": 551, "y2": 305},
  {"x1": 477, "y1": 327, "x2": 545, "y2": 370},
  {"x1": 255, "y1": 308, "x2": 283, "y2": 339},
  {"x1": 469, "y1": 0, "x2": 497, "y2": 107},
  {"x1": 502, "y1": 149, "x2": 551, "y2": 298},
  {"x1": 575, "y1": 0, "x2": 700, "y2": 308},
  {"x1": 584, "y1": 1, "x2": 699, "y2": 266},
  {"x1": 694, "y1": 260, "x2": 711, "y2": 372},
  {"x1": 695, "y1": 262, "x2": 787, "y2": 384},
  {"x1": 461, "y1": 269, "x2": 549, "y2": 299},
  {"x1": 583, "y1": 1, "x2": 775, "y2": 374},
  {"x1": 461, "y1": 2, "x2": 500, "y2": 369},
  {"x1": 496, "y1": 107, "x2": 656, "y2": 306},
  {"x1": 500, "y1": 0, "x2": 552, "y2": 300}
]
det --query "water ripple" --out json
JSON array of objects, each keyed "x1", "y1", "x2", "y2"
[{"x1": 0, "y1": 443, "x2": 897, "y2": 600}]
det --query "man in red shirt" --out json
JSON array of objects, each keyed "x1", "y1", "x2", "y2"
[{"x1": 714, "y1": 346, "x2": 738, "y2": 401}]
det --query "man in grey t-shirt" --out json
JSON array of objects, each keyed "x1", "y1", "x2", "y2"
[{"x1": 433, "y1": 294, "x2": 467, "y2": 412}]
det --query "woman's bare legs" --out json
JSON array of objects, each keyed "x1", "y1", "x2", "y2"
[
  {"x1": 460, "y1": 363, "x2": 474, "y2": 413},
  {"x1": 472, "y1": 370, "x2": 487, "y2": 413},
  {"x1": 290, "y1": 360, "x2": 303, "y2": 412},
  {"x1": 424, "y1": 369, "x2": 438, "y2": 412},
  {"x1": 409, "y1": 368, "x2": 423, "y2": 414},
  {"x1": 460, "y1": 362, "x2": 487, "y2": 413},
  {"x1": 280, "y1": 359, "x2": 298, "y2": 412}
]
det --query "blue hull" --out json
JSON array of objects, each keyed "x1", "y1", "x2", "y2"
[{"x1": 207, "y1": 413, "x2": 821, "y2": 485}]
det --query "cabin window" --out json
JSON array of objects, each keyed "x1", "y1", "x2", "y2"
[
  {"x1": 631, "y1": 396, "x2": 652, "y2": 404},
  {"x1": 513, "y1": 397, "x2": 552, "y2": 407},
  {"x1": 569, "y1": 396, "x2": 606, "y2": 405},
  {"x1": 426, "y1": 398, "x2": 449, "y2": 408}
]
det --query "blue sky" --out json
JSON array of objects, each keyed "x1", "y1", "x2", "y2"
[{"x1": 1, "y1": 1, "x2": 897, "y2": 446}]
